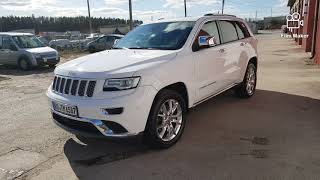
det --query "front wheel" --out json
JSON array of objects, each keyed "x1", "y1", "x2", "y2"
[
  {"x1": 235, "y1": 63, "x2": 257, "y2": 98},
  {"x1": 18, "y1": 58, "x2": 31, "y2": 71},
  {"x1": 144, "y1": 90, "x2": 187, "y2": 149}
]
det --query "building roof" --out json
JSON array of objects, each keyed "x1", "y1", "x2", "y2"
[{"x1": 0, "y1": 32, "x2": 33, "y2": 36}]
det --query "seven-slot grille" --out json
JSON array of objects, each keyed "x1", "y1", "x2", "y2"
[{"x1": 52, "y1": 76, "x2": 96, "y2": 97}]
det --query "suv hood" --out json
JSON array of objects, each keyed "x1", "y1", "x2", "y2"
[
  {"x1": 55, "y1": 49, "x2": 178, "y2": 79},
  {"x1": 23, "y1": 46, "x2": 57, "y2": 54}
]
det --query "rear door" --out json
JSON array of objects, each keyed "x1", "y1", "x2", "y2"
[
  {"x1": 0, "y1": 36, "x2": 19, "y2": 65},
  {"x1": 217, "y1": 20, "x2": 242, "y2": 84}
]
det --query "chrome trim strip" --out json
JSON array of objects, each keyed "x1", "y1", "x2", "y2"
[
  {"x1": 51, "y1": 109, "x2": 139, "y2": 138},
  {"x1": 193, "y1": 83, "x2": 238, "y2": 106},
  {"x1": 200, "y1": 81, "x2": 217, "y2": 89}
]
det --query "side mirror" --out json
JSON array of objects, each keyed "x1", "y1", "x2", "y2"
[
  {"x1": 198, "y1": 36, "x2": 217, "y2": 47},
  {"x1": 113, "y1": 39, "x2": 119, "y2": 46}
]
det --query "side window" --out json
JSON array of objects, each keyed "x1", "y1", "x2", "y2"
[
  {"x1": 235, "y1": 23, "x2": 245, "y2": 39},
  {"x1": 235, "y1": 21, "x2": 251, "y2": 39},
  {"x1": 198, "y1": 21, "x2": 220, "y2": 45},
  {"x1": 106, "y1": 36, "x2": 116, "y2": 43},
  {"x1": 97, "y1": 37, "x2": 106, "y2": 43},
  {"x1": 219, "y1": 21, "x2": 238, "y2": 43},
  {"x1": 2, "y1": 36, "x2": 15, "y2": 50},
  {"x1": 0, "y1": 36, "x2": 2, "y2": 49}
]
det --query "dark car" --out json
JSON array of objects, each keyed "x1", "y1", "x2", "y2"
[{"x1": 87, "y1": 34, "x2": 124, "y2": 53}]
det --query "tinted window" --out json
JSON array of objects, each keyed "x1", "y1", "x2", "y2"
[
  {"x1": 198, "y1": 21, "x2": 220, "y2": 45},
  {"x1": 12, "y1": 35, "x2": 44, "y2": 48},
  {"x1": 97, "y1": 37, "x2": 106, "y2": 43},
  {"x1": 219, "y1": 21, "x2": 238, "y2": 43},
  {"x1": 0, "y1": 36, "x2": 2, "y2": 49},
  {"x1": 2, "y1": 36, "x2": 16, "y2": 50},
  {"x1": 114, "y1": 21, "x2": 195, "y2": 50},
  {"x1": 106, "y1": 36, "x2": 116, "y2": 43},
  {"x1": 237, "y1": 22, "x2": 251, "y2": 38},
  {"x1": 235, "y1": 23, "x2": 245, "y2": 39}
]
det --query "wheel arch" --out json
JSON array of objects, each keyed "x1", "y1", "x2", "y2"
[{"x1": 153, "y1": 82, "x2": 189, "y2": 110}]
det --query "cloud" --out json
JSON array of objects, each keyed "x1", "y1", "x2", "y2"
[
  {"x1": 164, "y1": 0, "x2": 220, "y2": 9},
  {"x1": 0, "y1": 0, "x2": 57, "y2": 11}
]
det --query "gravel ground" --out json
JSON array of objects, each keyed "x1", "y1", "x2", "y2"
[{"x1": 0, "y1": 31, "x2": 320, "y2": 180}]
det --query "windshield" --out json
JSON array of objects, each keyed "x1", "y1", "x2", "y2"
[
  {"x1": 114, "y1": 21, "x2": 195, "y2": 50},
  {"x1": 12, "y1": 35, "x2": 45, "y2": 49}
]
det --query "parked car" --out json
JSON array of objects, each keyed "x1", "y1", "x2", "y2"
[
  {"x1": 87, "y1": 34, "x2": 124, "y2": 53},
  {"x1": 47, "y1": 14, "x2": 258, "y2": 148},
  {"x1": 0, "y1": 32, "x2": 59, "y2": 70},
  {"x1": 49, "y1": 39, "x2": 72, "y2": 51}
]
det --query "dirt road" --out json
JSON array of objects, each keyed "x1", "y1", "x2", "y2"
[{"x1": 0, "y1": 31, "x2": 320, "y2": 180}]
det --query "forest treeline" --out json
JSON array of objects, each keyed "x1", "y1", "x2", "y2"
[{"x1": 0, "y1": 16, "x2": 143, "y2": 33}]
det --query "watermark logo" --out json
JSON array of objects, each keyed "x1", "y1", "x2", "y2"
[
  {"x1": 286, "y1": 12, "x2": 304, "y2": 31},
  {"x1": 281, "y1": 12, "x2": 309, "y2": 39}
]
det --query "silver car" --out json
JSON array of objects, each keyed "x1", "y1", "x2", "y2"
[
  {"x1": 87, "y1": 34, "x2": 124, "y2": 53},
  {"x1": 0, "y1": 32, "x2": 60, "y2": 70}
]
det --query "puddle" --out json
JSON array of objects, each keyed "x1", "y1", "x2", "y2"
[
  {"x1": 240, "y1": 137, "x2": 270, "y2": 145},
  {"x1": 250, "y1": 149, "x2": 269, "y2": 158},
  {"x1": 74, "y1": 151, "x2": 146, "y2": 166},
  {"x1": 240, "y1": 149, "x2": 269, "y2": 159}
]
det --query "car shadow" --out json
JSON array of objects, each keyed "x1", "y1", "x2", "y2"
[
  {"x1": 0, "y1": 64, "x2": 54, "y2": 76},
  {"x1": 63, "y1": 89, "x2": 320, "y2": 179}
]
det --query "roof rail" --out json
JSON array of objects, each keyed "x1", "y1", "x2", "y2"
[{"x1": 204, "y1": 13, "x2": 237, "y2": 17}]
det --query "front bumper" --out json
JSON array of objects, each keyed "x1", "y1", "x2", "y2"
[
  {"x1": 36, "y1": 56, "x2": 60, "y2": 66},
  {"x1": 47, "y1": 86, "x2": 158, "y2": 137}
]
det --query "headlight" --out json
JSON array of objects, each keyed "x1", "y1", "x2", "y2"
[
  {"x1": 33, "y1": 53, "x2": 42, "y2": 59},
  {"x1": 103, "y1": 77, "x2": 141, "y2": 91}
]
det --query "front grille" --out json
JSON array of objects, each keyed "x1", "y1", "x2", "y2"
[{"x1": 52, "y1": 76, "x2": 96, "y2": 97}]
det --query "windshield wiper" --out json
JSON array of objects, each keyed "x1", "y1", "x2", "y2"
[{"x1": 111, "y1": 47, "x2": 129, "y2": 50}]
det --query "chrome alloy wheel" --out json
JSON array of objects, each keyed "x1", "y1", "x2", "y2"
[
  {"x1": 156, "y1": 99, "x2": 183, "y2": 142},
  {"x1": 246, "y1": 65, "x2": 256, "y2": 95}
]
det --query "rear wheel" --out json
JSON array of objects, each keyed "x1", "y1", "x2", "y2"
[
  {"x1": 144, "y1": 90, "x2": 187, "y2": 149},
  {"x1": 18, "y1": 58, "x2": 31, "y2": 71},
  {"x1": 235, "y1": 62, "x2": 257, "y2": 98}
]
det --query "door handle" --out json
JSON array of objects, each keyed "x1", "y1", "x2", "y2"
[{"x1": 219, "y1": 48, "x2": 225, "y2": 53}]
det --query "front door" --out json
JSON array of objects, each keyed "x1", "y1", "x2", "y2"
[{"x1": 193, "y1": 21, "x2": 229, "y2": 102}]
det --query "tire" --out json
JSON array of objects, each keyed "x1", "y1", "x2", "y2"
[
  {"x1": 48, "y1": 64, "x2": 57, "y2": 69},
  {"x1": 89, "y1": 46, "x2": 95, "y2": 53},
  {"x1": 144, "y1": 89, "x2": 187, "y2": 149},
  {"x1": 18, "y1": 58, "x2": 31, "y2": 71},
  {"x1": 235, "y1": 62, "x2": 257, "y2": 98}
]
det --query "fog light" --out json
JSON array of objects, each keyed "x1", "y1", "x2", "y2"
[{"x1": 101, "y1": 107, "x2": 123, "y2": 115}]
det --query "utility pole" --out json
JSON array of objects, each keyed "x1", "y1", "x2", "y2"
[
  {"x1": 271, "y1": 8, "x2": 273, "y2": 17},
  {"x1": 87, "y1": 0, "x2": 92, "y2": 34},
  {"x1": 184, "y1": 0, "x2": 187, "y2": 17},
  {"x1": 129, "y1": 0, "x2": 133, "y2": 30},
  {"x1": 222, "y1": 0, "x2": 225, "y2": 14},
  {"x1": 255, "y1": 10, "x2": 258, "y2": 21}
]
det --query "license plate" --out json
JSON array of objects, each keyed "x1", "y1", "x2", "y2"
[{"x1": 52, "y1": 101, "x2": 78, "y2": 117}]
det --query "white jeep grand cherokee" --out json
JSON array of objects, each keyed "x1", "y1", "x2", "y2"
[{"x1": 47, "y1": 14, "x2": 258, "y2": 148}]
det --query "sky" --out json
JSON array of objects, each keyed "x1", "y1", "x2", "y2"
[{"x1": 0, "y1": 0, "x2": 289, "y2": 22}]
